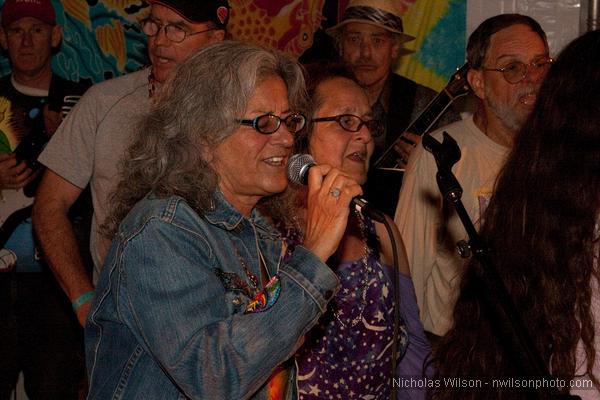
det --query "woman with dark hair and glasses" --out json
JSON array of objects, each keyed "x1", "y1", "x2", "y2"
[
  {"x1": 264, "y1": 63, "x2": 431, "y2": 399},
  {"x1": 85, "y1": 42, "x2": 364, "y2": 399}
]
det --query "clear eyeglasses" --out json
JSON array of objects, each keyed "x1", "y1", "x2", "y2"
[
  {"x1": 483, "y1": 57, "x2": 554, "y2": 84},
  {"x1": 141, "y1": 18, "x2": 216, "y2": 43},
  {"x1": 312, "y1": 114, "x2": 383, "y2": 137},
  {"x1": 237, "y1": 113, "x2": 307, "y2": 135}
]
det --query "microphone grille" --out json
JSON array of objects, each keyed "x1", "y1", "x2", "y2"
[{"x1": 286, "y1": 154, "x2": 315, "y2": 185}]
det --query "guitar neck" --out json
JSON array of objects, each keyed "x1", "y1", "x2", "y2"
[
  {"x1": 374, "y1": 89, "x2": 454, "y2": 169},
  {"x1": 409, "y1": 90, "x2": 453, "y2": 136}
]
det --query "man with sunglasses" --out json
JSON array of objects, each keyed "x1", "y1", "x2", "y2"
[
  {"x1": 32, "y1": 0, "x2": 229, "y2": 327},
  {"x1": 395, "y1": 14, "x2": 551, "y2": 338}
]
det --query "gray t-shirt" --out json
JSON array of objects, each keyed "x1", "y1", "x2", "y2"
[{"x1": 39, "y1": 69, "x2": 151, "y2": 276}]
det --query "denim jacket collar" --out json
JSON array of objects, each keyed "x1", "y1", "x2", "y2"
[{"x1": 204, "y1": 189, "x2": 280, "y2": 241}]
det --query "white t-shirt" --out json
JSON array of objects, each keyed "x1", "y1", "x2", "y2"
[{"x1": 394, "y1": 115, "x2": 508, "y2": 335}]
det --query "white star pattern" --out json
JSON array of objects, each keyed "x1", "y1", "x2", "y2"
[
  {"x1": 294, "y1": 216, "x2": 409, "y2": 400},
  {"x1": 308, "y1": 384, "x2": 321, "y2": 396}
]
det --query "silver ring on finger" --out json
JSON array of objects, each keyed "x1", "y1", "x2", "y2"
[{"x1": 329, "y1": 187, "x2": 341, "y2": 198}]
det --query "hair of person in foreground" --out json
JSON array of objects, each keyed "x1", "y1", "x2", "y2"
[
  {"x1": 430, "y1": 28, "x2": 600, "y2": 400},
  {"x1": 102, "y1": 40, "x2": 307, "y2": 236}
]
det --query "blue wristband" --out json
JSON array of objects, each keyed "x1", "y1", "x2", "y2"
[{"x1": 72, "y1": 290, "x2": 95, "y2": 312}]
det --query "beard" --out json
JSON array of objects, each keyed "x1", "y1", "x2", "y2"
[{"x1": 484, "y1": 84, "x2": 538, "y2": 134}]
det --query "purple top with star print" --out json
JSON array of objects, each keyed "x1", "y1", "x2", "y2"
[{"x1": 280, "y1": 216, "x2": 431, "y2": 399}]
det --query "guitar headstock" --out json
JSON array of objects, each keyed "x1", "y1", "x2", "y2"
[
  {"x1": 445, "y1": 63, "x2": 472, "y2": 98},
  {"x1": 373, "y1": 63, "x2": 472, "y2": 170}
]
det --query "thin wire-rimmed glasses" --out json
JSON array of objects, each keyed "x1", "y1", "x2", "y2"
[
  {"x1": 141, "y1": 18, "x2": 216, "y2": 43},
  {"x1": 312, "y1": 114, "x2": 383, "y2": 137},
  {"x1": 237, "y1": 113, "x2": 307, "y2": 134},
  {"x1": 483, "y1": 57, "x2": 554, "y2": 84}
]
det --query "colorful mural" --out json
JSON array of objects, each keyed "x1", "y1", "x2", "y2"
[
  {"x1": 228, "y1": 0, "x2": 326, "y2": 56},
  {"x1": 0, "y1": 0, "x2": 329, "y2": 84},
  {"x1": 0, "y1": 0, "x2": 466, "y2": 92},
  {"x1": 0, "y1": 0, "x2": 149, "y2": 83},
  {"x1": 397, "y1": 0, "x2": 466, "y2": 91}
]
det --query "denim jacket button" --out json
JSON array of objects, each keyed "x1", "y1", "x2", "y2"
[{"x1": 232, "y1": 297, "x2": 242, "y2": 306}]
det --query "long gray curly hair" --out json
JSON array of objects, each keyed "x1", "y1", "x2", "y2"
[{"x1": 103, "y1": 41, "x2": 307, "y2": 236}]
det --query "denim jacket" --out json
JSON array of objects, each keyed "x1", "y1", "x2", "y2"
[{"x1": 85, "y1": 191, "x2": 339, "y2": 399}]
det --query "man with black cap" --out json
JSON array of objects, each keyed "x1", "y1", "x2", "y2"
[
  {"x1": 327, "y1": 0, "x2": 458, "y2": 215},
  {"x1": 32, "y1": 0, "x2": 230, "y2": 326}
]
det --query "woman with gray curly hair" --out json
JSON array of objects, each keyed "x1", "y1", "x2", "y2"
[{"x1": 85, "y1": 41, "x2": 363, "y2": 399}]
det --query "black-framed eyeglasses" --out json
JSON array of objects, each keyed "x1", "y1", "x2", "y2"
[
  {"x1": 237, "y1": 113, "x2": 307, "y2": 135},
  {"x1": 483, "y1": 57, "x2": 554, "y2": 84},
  {"x1": 141, "y1": 18, "x2": 215, "y2": 43},
  {"x1": 312, "y1": 114, "x2": 383, "y2": 137}
]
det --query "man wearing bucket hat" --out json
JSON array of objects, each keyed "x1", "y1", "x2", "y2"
[
  {"x1": 32, "y1": 0, "x2": 229, "y2": 326},
  {"x1": 326, "y1": 0, "x2": 459, "y2": 215},
  {"x1": 0, "y1": 0, "x2": 89, "y2": 397}
]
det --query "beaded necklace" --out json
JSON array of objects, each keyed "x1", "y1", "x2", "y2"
[
  {"x1": 231, "y1": 242, "x2": 261, "y2": 293},
  {"x1": 332, "y1": 209, "x2": 374, "y2": 328},
  {"x1": 229, "y1": 233, "x2": 282, "y2": 315}
]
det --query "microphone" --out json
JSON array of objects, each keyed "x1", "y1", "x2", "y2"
[
  {"x1": 286, "y1": 154, "x2": 386, "y2": 223},
  {"x1": 286, "y1": 153, "x2": 314, "y2": 185}
]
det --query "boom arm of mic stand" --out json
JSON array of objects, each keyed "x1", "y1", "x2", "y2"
[{"x1": 423, "y1": 132, "x2": 579, "y2": 399}]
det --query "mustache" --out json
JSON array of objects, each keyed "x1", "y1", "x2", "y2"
[
  {"x1": 151, "y1": 51, "x2": 174, "y2": 60},
  {"x1": 514, "y1": 84, "x2": 540, "y2": 98},
  {"x1": 351, "y1": 58, "x2": 377, "y2": 68}
]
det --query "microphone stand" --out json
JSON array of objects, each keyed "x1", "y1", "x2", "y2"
[{"x1": 422, "y1": 131, "x2": 578, "y2": 400}]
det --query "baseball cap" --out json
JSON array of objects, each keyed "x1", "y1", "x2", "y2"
[
  {"x1": 147, "y1": 0, "x2": 230, "y2": 29},
  {"x1": 1, "y1": 0, "x2": 56, "y2": 27}
]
